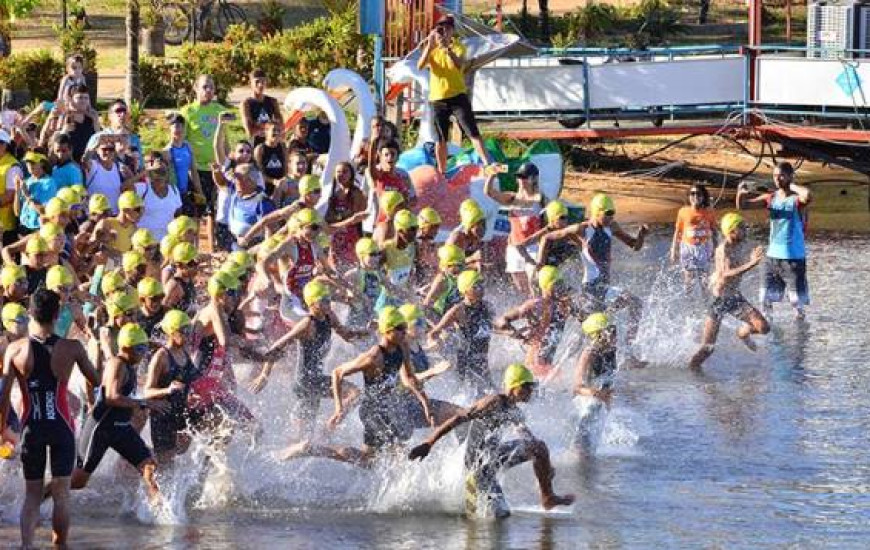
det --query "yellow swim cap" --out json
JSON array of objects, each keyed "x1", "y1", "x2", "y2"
[
  {"x1": 298, "y1": 174, "x2": 322, "y2": 196},
  {"x1": 39, "y1": 222, "x2": 64, "y2": 241},
  {"x1": 295, "y1": 208, "x2": 320, "y2": 228},
  {"x1": 46, "y1": 265, "x2": 74, "y2": 291},
  {"x1": 303, "y1": 280, "x2": 331, "y2": 307},
  {"x1": 70, "y1": 184, "x2": 87, "y2": 202},
  {"x1": 378, "y1": 306, "x2": 406, "y2": 334},
  {"x1": 589, "y1": 193, "x2": 615, "y2": 215},
  {"x1": 437, "y1": 243, "x2": 465, "y2": 269},
  {"x1": 100, "y1": 269, "x2": 126, "y2": 296},
  {"x1": 1, "y1": 302, "x2": 27, "y2": 332},
  {"x1": 456, "y1": 269, "x2": 482, "y2": 295},
  {"x1": 398, "y1": 303, "x2": 424, "y2": 324},
  {"x1": 220, "y1": 261, "x2": 247, "y2": 281},
  {"x1": 537, "y1": 265, "x2": 563, "y2": 294},
  {"x1": 582, "y1": 312, "x2": 610, "y2": 335},
  {"x1": 117, "y1": 323, "x2": 148, "y2": 348},
  {"x1": 207, "y1": 270, "x2": 240, "y2": 297},
  {"x1": 393, "y1": 209, "x2": 418, "y2": 231},
  {"x1": 0, "y1": 264, "x2": 25, "y2": 287},
  {"x1": 167, "y1": 216, "x2": 197, "y2": 238},
  {"x1": 379, "y1": 190, "x2": 404, "y2": 216},
  {"x1": 545, "y1": 200, "x2": 568, "y2": 223},
  {"x1": 355, "y1": 237, "x2": 379, "y2": 260},
  {"x1": 45, "y1": 197, "x2": 69, "y2": 218},
  {"x1": 106, "y1": 291, "x2": 138, "y2": 318},
  {"x1": 418, "y1": 207, "x2": 442, "y2": 227},
  {"x1": 720, "y1": 212, "x2": 744, "y2": 235},
  {"x1": 122, "y1": 250, "x2": 146, "y2": 273},
  {"x1": 160, "y1": 309, "x2": 191, "y2": 334},
  {"x1": 25, "y1": 236, "x2": 50, "y2": 255},
  {"x1": 228, "y1": 250, "x2": 254, "y2": 270},
  {"x1": 118, "y1": 190, "x2": 144, "y2": 210},
  {"x1": 131, "y1": 228, "x2": 157, "y2": 250},
  {"x1": 56, "y1": 187, "x2": 79, "y2": 207},
  {"x1": 88, "y1": 193, "x2": 110, "y2": 215},
  {"x1": 160, "y1": 234, "x2": 179, "y2": 259},
  {"x1": 137, "y1": 276, "x2": 164, "y2": 298},
  {"x1": 504, "y1": 363, "x2": 535, "y2": 391},
  {"x1": 171, "y1": 242, "x2": 197, "y2": 264},
  {"x1": 459, "y1": 199, "x2": 485, "y2": 229}
]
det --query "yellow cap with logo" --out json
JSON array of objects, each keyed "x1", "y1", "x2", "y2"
[
  {"x1": 161, "y1": 309, "x2": 191, "y2": 334},
  {"x1": 545, "y1": 200, "x2": 568, "y2": 223},
  {"x1": 88, "y1": 193, "x2": 110, "y2": 215},
  {"x1": 295, "y1": 208, "x2": 320, "y2": 228},
  {"x1": 378, "y1": 306, "x2": 406, "y2": 334},
  {"x1": 0, "y1": 264, "x2": 25, "y2": 287},
  {"x1": 117, "y1": 323, "x2": 148, "y2": 348},
  {"x1": 393, "y1": 209, "x2": 418, "y2": 231},
  {"x1": 582, "y1": 312, "x2": 610, "y2": 335},
  {"x1": 503, "y1": 363, "x2": 535, "y2": 391},
  {"x1": 228, "y1": 250, "x2": 254, "y2": 270},
  {"x1": 45, "y1": 197, "x2": 69, "y2": 218},
  {"x1": 100, "y1": 269, "x2": 126, "y2": 296},
  {"x1": 720, "y1": 212, "x2": 744, "y2": 235},
  {"x1": 459, "y1": 199, "x2": 485, "y2": 229},
  {"x1": 456, "y1": 269, "x2": 482, "y2": 295},
  {"x1": 171, "y1": 242, "x2": 198, "y2": 264},
  {"x1": 398, "y1": 303, "x2": 424, "y2": 324},
  {"x1": 437, "y1": 243, "x2": 465, "y2": 269},
  {"x1": 355, "y1": 237, "x2": 379, "y2": 260},
  {"x1": 106, "y1": 291, "x2": 138, "y2": 318},
  {"x1": 379, "y1": 190, "x2": 404, "y2": 216},
  {"x1": 589, "y1": 193, "x2": 615, "y2": 215},
  {"x1": 537, "y1": 265, "x2": 563, "y2": 294},
  {"x1": 167, "y1": 215, "x2": 197, "y2": 238},
  {"x1": 131, "y1": 228, "x2": 157, "y2": 250},
  {"x1": 207, "y1": 270, "x2": 240, "y2": 297},
  {"x1": 46, "y1": 265, "x2": 74, "y2": 291},
  {"x1": 26, "y1": 236, "x2": 50, "y2": 255},
  {"x1": 118, "y1": 190, "x2": 144, "y2": 210},
  {"x1": 299, "y1": 174, "x2": 322, "y2": 196},
  {"x1": 418, "y1": 207, "x2": 442, "y2": 227},
  {"x1": 122, "y1": 250, "x2": 146, "y2": 272},
  {"x1": 302, "y1": 280, "x2": 331, "y2": 307},
  {"x1": 1, "y1": 302, "x2": 27, "y2": 332},
  {"x1": 137, "y1": 276, "x2": 164, "y2": 298}
]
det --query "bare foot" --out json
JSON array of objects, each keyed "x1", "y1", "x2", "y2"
[
  {"x1": 739, "y1": 336, "x2": 757, "y2": 352},
  {"x1": 278, "y1": 441, "x2": 312, "y2": 461},
  {"x1": 542, "y1": 493, "x2": 576, "y2": 509}
]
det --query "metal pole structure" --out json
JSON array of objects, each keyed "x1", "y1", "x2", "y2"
[
  {"x1": 496, "y1": 0, "x2": 503, "y2": 31},
  {"x1": 374, "y1": 34, "x2": 385, "y2": 108},
  {"x1": 62, "y1": 0, "x2": 68, "y2": 29},
  {"x1": 748, "y1": 0, "x2": 762, "y2": 47}
]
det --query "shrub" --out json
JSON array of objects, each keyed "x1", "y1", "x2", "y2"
[
  {"x1": 140, "y1": 56, "x2": 182, "y2": 106},
  {"x1": 0, "y1": 50, "x2": 64, "y2": 99}
]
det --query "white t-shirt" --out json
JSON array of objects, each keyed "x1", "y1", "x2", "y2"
[
  {"x1": 86, "y1": 159, "x2": 123, "y2": 214},
  {"x1": 135, "y1": 180, "x2": 182, "y2": 241}
]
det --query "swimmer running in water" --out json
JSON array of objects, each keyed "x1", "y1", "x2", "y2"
[
  {"x1": 0, "y1": 289, "x2": 100, "y2": 549},
  {"x1": 283, "y1": 307, "x2": 433, "y2": 466},
  {"x1": 573, "y1": 312, "x2": 618, "y2": 456},
  {"x1": 409, "y1": 363, "x2": 574, "y2": 518},
  {"x1": 689, "y1": 213, "x2": 770, "y2": 370}
]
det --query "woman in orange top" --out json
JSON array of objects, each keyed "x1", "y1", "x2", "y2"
[{"x1": 670, "y1": 184, "x2": 717, "y2": 293}]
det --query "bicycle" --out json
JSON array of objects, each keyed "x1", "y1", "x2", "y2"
[{"x1": 163, "y1": 0, "x2": 247, "y2": 45}]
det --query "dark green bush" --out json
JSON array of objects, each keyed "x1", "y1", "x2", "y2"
[{"x1": 0, "y1": 50, "x2": 64, "y2": 99}]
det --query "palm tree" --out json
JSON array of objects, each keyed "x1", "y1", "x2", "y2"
[
  {"x1": 125, "y1": 0, "x2": 142, "y2": 104},
  {"x1": 538, "y1": 0, "x2": 550, "y2": 44}
]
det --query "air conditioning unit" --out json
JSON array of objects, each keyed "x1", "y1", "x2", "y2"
[{"x1": 807, "y1": 0, "x2": 870, "y2": 58}]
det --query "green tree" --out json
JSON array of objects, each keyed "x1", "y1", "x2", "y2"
[
  {"x1": 126, "y1": 0, "x2": 141, "y2": 103},
  {"x1": 0, "y1": 0, "x2": 43, "y2": 56}
]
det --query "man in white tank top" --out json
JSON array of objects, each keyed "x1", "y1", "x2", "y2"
[{"x1": 85, "y1": 142, "x2": 132, "y2": 214}]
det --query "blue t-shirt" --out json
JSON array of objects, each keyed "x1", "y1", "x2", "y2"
[
  {"x1": 767, "y1": 193, "x2": 806, "y2": 260},
  {"x1": 169, "y1": 142, "x2": 194, "y2": 194},
  {"x1": 20, "y1": 175, "x2": 59, "y2": 229},
  {"x1": 51, "y1": 160, "x2": 83, "y2": 189},
  {"x1": 227, "y1": 185, "x2": 274, "y2": 239}
]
